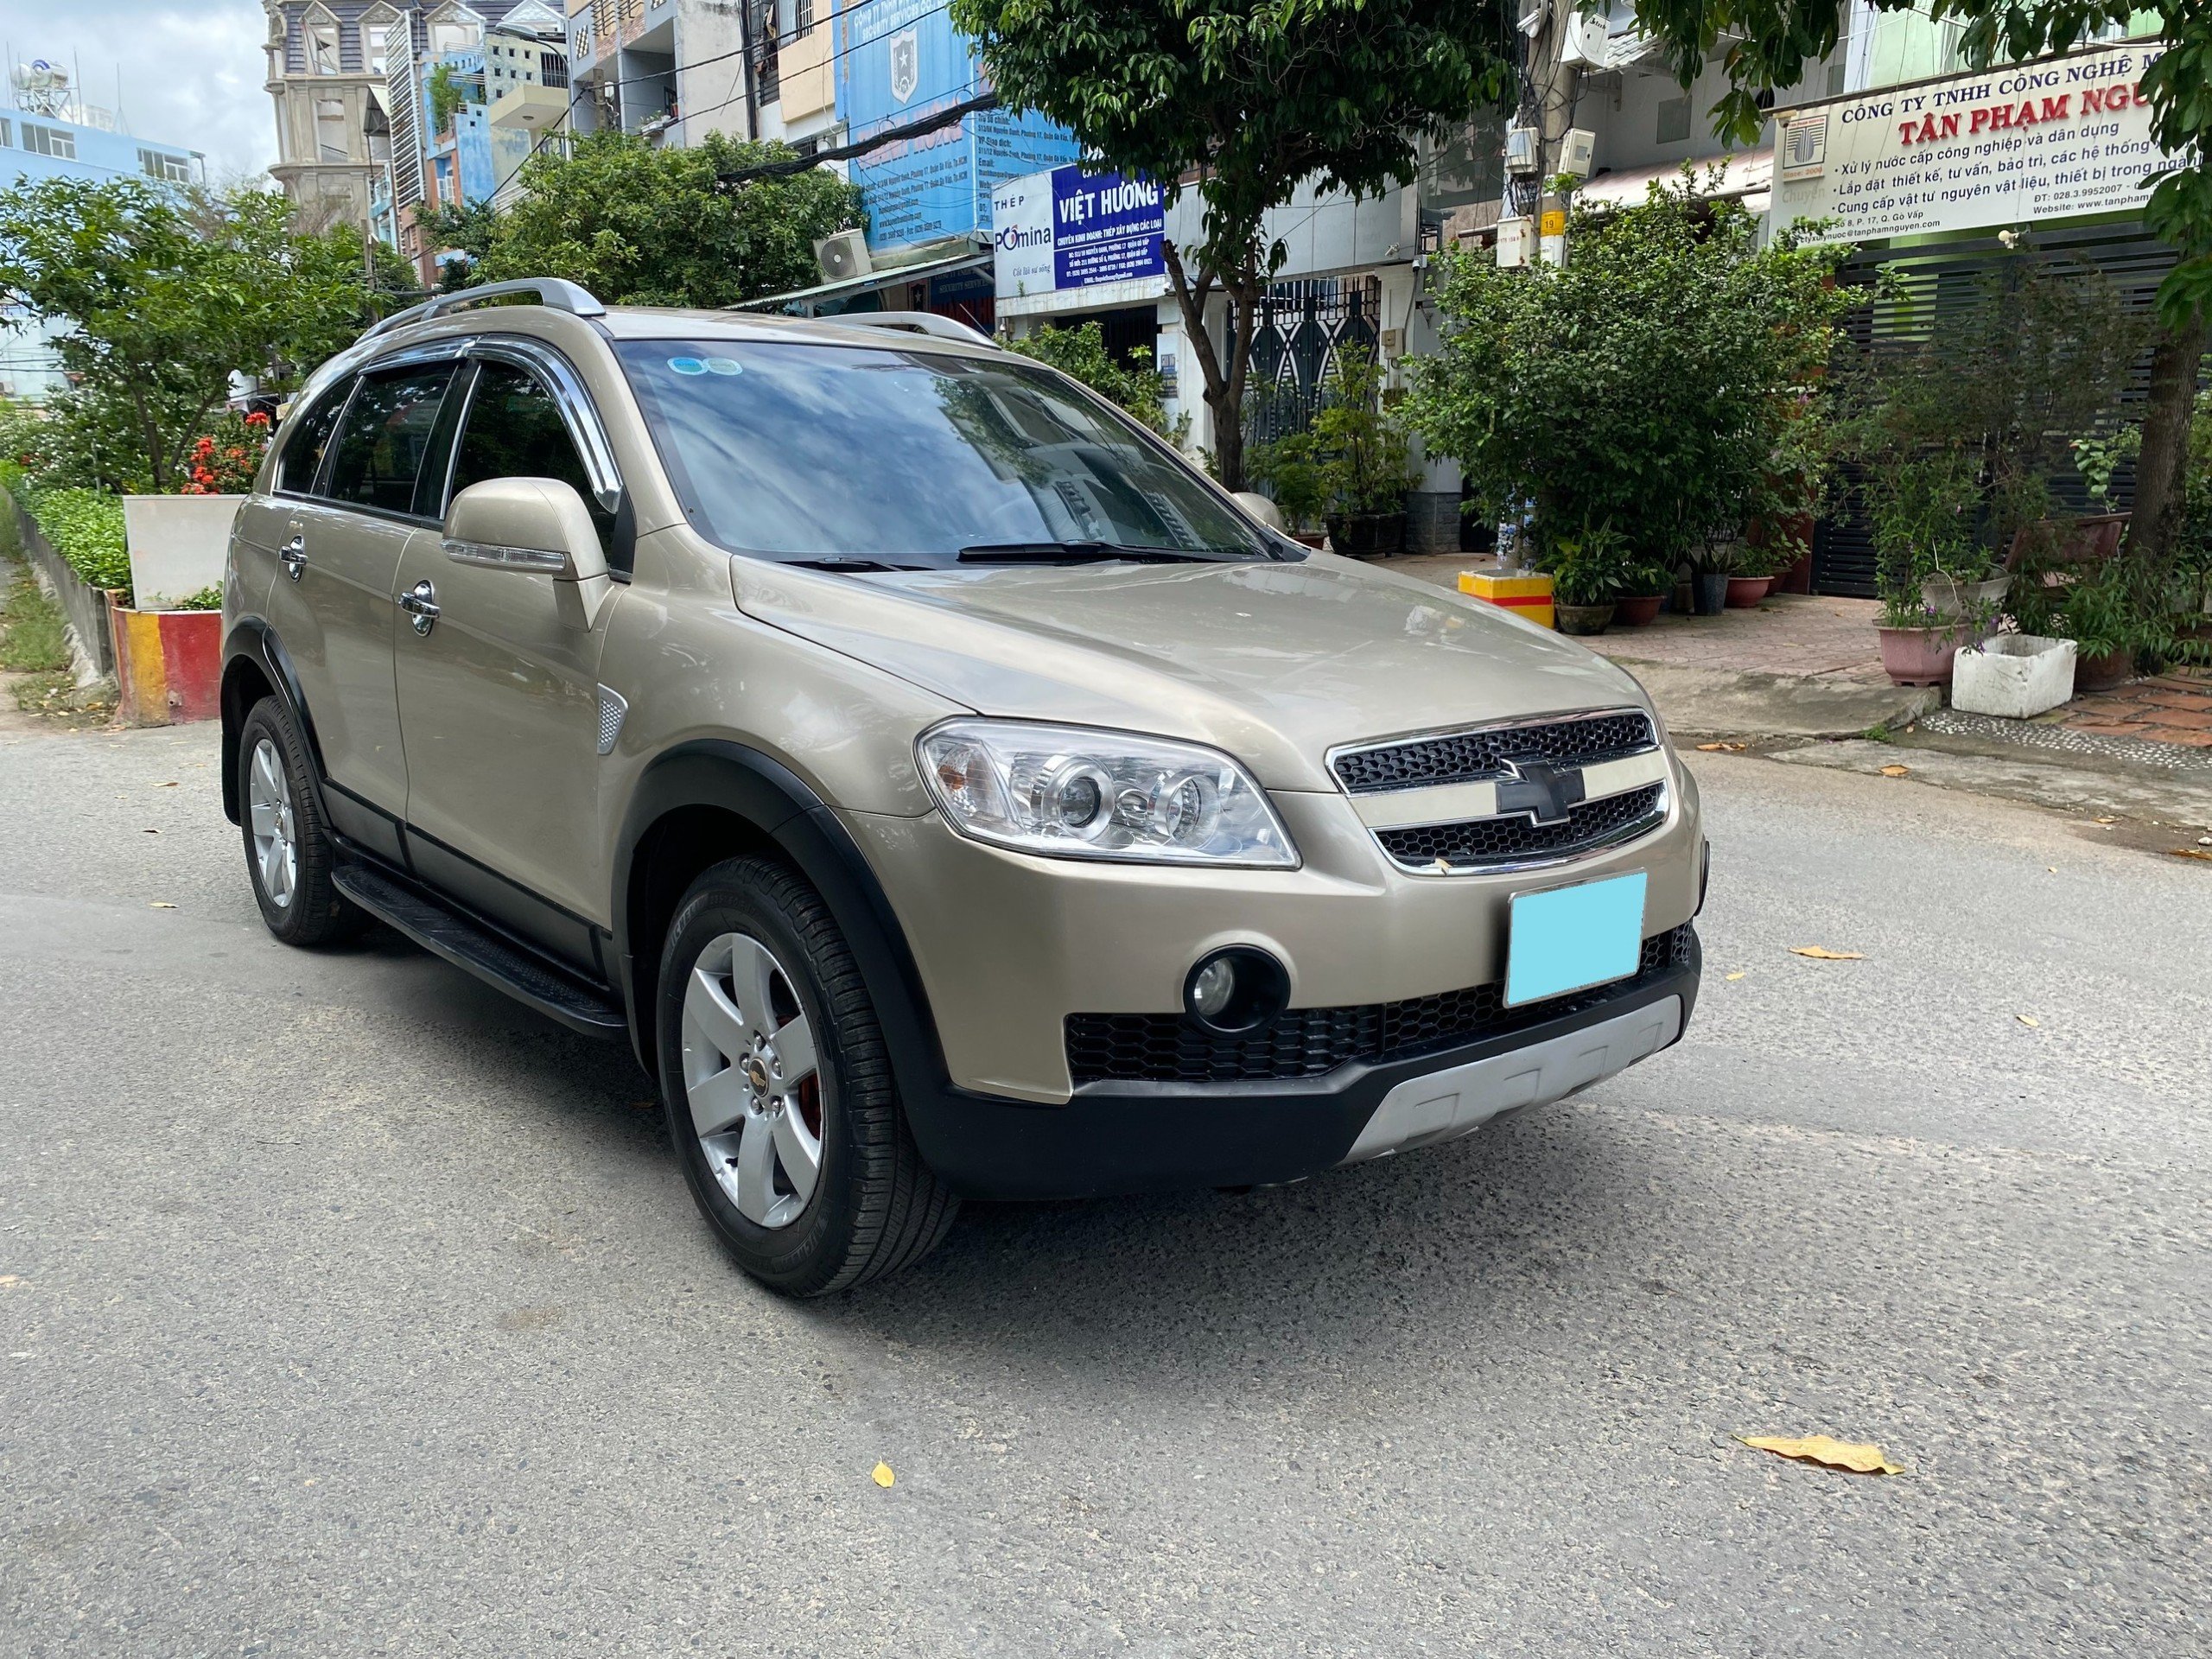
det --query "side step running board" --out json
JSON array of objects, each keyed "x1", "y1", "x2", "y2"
[{"x1": 334, "y1": 861, "x2": 628, "y2": 1040}]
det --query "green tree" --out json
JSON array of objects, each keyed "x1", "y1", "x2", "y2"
[
  {"x1": 949, "y1": 0, "x2": 1516, "y2": 489},
  {"x1": 1624, "y1": 0, "x2": 2212, "y2": 588},
  {"x1": 1407, "y1": 185, "x2": 1852, "y2": 569},
  {"x1": 423, "y1": 130, "x2": 864, "y2": 308},
  {"x1": 1006, "y1": 321, "x2": 1185, "y2": 438},
  {"x1": 0, "y1": 178, "x2": 393, "y2": 491}
]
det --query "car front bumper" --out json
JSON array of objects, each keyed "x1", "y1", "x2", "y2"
[{"x1": 897, "y1": 927, "x2": 1699, "y2": 1202}]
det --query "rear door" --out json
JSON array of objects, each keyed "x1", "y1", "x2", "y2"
[{"x1": 262, "y1": 358, "x2": 462, "y2": 819}]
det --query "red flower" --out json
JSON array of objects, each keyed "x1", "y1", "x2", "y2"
[{"x1": 245, "y1": 410, "x2": 270, "y2": 427}]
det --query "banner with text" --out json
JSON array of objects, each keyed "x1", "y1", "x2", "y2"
[
  {"x1": 993, "y1": 165, "x2": 1165, "y2": 301},
  {"x1": 1771, "y1": 41, "x2": 2177, "y2": 243}
]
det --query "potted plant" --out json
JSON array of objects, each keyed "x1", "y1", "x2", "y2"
[
  {"x1": 1245, "y1": 432, "x2": 1329, "y2": 547},
  {"x1": 1686, "y1": 542, "x2": 1736, "y2": 616},
  {"x1": 1874, "y1": 596, "x2": 1967, "y2": 687},
  {"x1": 1541, "y1": 523, "x2": 1630, "y2": 635},
  {"x1": 1726, "y1": 540, "x2": 1787, "y2": 608},
  {"x1": 1611, "y1": 557, "x2": 1674, "y2": 626},
  {"x1": 1313, "y1": 354, "x2": 1419, "y2": 558},
  {"x1": 2056, "y1": 559, "x2": 2139, "y2": 692},
  {"x1": 1918, "y1": 545, "x2": 2012, "y2": 620}
]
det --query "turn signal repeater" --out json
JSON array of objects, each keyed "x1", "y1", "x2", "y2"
[{"x1": 1183, "y1": 947, "x2": 1290, "y2": 1036}]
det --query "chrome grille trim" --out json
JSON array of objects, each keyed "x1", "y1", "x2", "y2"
[{"x1": 1328, "y1": 707, "x2": 1658, "y2": 797}]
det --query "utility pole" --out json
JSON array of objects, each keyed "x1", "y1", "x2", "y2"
[{"x1": 1502, "y1": 0, "x2": 1597, "y2": 267}]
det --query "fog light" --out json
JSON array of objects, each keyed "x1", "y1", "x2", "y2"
[{"x1": 1183, "y1": 947, "x2": 1288, "y2": 1034}]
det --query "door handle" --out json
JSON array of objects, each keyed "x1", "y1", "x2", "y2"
[
  {"x1": 280, "y1": 532, "x2": 307, "y2": 580},
  {"x1": 397, "y1": 579, "x2": 440, "y2": 636}
]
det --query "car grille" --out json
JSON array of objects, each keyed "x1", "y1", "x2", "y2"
[
  {"x1": 1377, "y1": 781, "x2": 1667, "y2": 871},
  {"x1": 1065, "y1": 923, "x2": 1694, "y2": 1085},
  {"x1": 1332, "y1": 709, "x2": 1656, "y2": 795}
]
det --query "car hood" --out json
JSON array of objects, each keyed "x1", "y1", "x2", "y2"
[{"x1": 731, "y1": 551, "x2": 1656, "y2": 792}]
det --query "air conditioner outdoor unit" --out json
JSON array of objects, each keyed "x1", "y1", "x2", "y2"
[
  {"x1": 1558, "y1": 12, "x2": 1608, "y2": 68},
  {"x1": 813, "y1": 228, "x2": 871, "y2": 283}
]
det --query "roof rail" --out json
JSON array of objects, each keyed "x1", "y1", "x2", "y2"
[
  {"x1": 818, "y1": 311, "x2": 996, "y2": 348},
  {"x1": 361, "y1": 277, "x2": 607, "y2": 341}
]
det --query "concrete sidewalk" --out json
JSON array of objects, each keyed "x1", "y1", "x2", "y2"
[{"x1": 1394, "y1": 554, "x2": 1936, "y2": 738}]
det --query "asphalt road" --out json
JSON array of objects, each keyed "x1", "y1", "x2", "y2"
[{"x1": 2, "y1": 719, "x2": 2207, "y2": 1657}]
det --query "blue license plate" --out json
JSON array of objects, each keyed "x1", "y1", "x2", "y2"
[{"x1": 1505, "y1": 872, "x2": 1649, "y2": 1007}]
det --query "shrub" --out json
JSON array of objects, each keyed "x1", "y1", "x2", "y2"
[
  {"x1": 23, "y1": 486, "x2": 130, "y2": 595},
  {"x1": 1007, "y1": 321, "x2": 1186, "y2": 441}
]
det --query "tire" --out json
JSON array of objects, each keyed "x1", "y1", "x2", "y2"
[
  {"x1": 656, "y1": 855, "x2": 958, "y2": 1296},
  {"x1": 237, "y1": 696, "x2": 364, "y2": 946}
]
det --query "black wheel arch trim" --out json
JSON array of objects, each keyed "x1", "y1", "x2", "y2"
[
  {"x1": 221, "y1": 617, "x2": 326, "y2": 827},
  {"x1": 612, "y1": 741, "x2": 957, "y2": 1116}
]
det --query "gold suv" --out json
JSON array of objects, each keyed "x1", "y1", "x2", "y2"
[{"x1": 219, "y1": 279, "x2": 1707, "y2": 1295}]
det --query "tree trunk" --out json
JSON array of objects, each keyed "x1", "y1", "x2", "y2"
[
  {"x1": 2124, "y1": 308, "x2": 2208, "y2": 578},
  {"x1": 1162, "y1": 237, "x2": 1262, "y2": 492}
]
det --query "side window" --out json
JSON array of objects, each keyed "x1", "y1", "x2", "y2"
[
  {"x1": 449, "y1": 360, "x2": 619, "y2": 562},
  {"x1": 276, "y1": 379, "x2": 352, "y2": 496},
  {"x1": 327, "y1": 365, "x2": 459, "y2": 515}
]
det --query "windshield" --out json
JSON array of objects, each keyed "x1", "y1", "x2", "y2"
[{"x1": 615, "y1": 338, "x2": 1279, "y2": 567}]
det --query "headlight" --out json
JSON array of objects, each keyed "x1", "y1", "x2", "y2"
[{"x1": 917, "y1": 719, "x2": 1299, "y2": 868}]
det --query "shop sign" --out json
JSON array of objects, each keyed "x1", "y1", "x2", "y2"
[
  {"x1": 993, "y1": 164, "x2": 1166, "y2": 300},
  {"x1": 1772, "y1": 41, "x2": 2177, "y2": 242}
]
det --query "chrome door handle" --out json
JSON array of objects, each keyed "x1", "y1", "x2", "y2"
[
  {"x1": 397, "y1": 579, "x2": 440, "y2": 636},
  {"x1": 280, "y1": 533, "x2": 307, "y2": 580}
]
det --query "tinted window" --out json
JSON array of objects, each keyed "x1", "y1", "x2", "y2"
[
  {"x1": 327, "y1": 365, "x2": 458, "y2": 514},
  {"x1": 613, "y1": 339, "x2": 1269, "y2": 567},
  {"x1": 276, "y1": 379, "x2": 351, "y2": 495},
  {"x1": 449, "y1": 361, "x2": 615, "y2": 556}
]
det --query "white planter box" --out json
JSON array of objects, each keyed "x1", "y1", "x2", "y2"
[
  {"x1": 122, "y1": 493, "x2": 245, "y2": 609},
  {"x1": 1951, "y1": 633, "x2": 2077, "y2": 719}
]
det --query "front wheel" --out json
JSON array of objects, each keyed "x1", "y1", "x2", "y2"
[{"x1": 656, "y1": 856, "x2": 958, "y2": 1296}]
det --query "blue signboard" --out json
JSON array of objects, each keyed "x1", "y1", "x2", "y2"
[
  {"x1": 1049, "y1": 168, "x2": 1165, "y2": 289},
  {"x1": 835, "y1": 0, "x2": 1077, "y2": 251}
]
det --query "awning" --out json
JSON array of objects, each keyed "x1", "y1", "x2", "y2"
[
  {"x1": 735, "y1": 245, "x2": 991, "y2": 313},
  {"x1": 1573, "y1": 149, "x2": 1775, "y2": 213}
]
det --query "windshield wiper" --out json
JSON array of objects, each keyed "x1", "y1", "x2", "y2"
[
  {"x1": 787, "y1": 556, "x2": 930, "y2": 573},
  {"x1": 957, "y1": 541, "x2": 1238, "y2": 565}
]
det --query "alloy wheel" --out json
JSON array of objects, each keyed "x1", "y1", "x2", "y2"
[
  {"x1": 247, "y1": 736, "x2": 297, "y2": 910},
  {"x1": 680, "y1": 931, "x2": 824, "y2": 1229}
]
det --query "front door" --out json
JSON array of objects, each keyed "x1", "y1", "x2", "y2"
[
  {"x1": 393, "y1": 355, "x2": 622, "y2": 930},
  {"x1": 257, "y1": 362, "x2": 460, "y2": 817}
]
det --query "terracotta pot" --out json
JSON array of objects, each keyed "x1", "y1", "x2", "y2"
[
  {"x1": 1290, "y1": 530, "x2": 1328, "y2": 550},
  {"x1": 1613, "y1": 593, "x2": 1665, "y2": 626},
  {"x1": 2074, "y1": 645, "x2": 2134, "y2": 693},
  {"x1": 1692, "y1": 573, "x2": 1730, "y2": 615},
  {"x1": 1875, "y1": 625, "x2": 1961, "y2": 687},
  {"x1": 1324, "y1": 511, "x2": 1407, "y2": 558},
  {"x1": 1554, "y1": 601, "x2": 1615, "y2": 636},
  {"x1": 1725, "y1": 575, "x2": 1773, "y2": 609}
]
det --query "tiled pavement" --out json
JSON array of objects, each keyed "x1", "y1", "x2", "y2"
[{"x1": 2049, "y1": 666, "x2": 2212, "y2": 748}]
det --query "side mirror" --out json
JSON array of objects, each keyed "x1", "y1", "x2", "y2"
[
  {"x1": 443, "y1": 476, "x2": 611, "y2": 628},
  {"x1": 1231, "y1": 490, "x2": 1287, "y2": 532}
]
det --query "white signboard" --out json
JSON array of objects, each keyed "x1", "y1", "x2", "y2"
[{"x1": 1772, "y1": 41, "x2": 2177, "y2": 243}]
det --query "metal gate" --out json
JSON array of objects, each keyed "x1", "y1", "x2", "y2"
[
  {"x1": 1815, "y1": 222, "x2": 2178, "y2": 597},
  {"x1": 1240, "y1": 276, "x2": 1383, "y2": 443}
]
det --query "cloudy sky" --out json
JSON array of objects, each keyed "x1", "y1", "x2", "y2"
[{"x1": 0, "y1": 0, "x2": 276, "y2": 184}]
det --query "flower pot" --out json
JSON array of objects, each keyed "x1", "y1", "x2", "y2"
[
  {"x1": 1613, "y1": 593, "x2": 1664, "y2": 627},
  {"x1": 1875, "y1": 625, "x2": 1961, "y2": 688},
  {"x1": 1951, "y1": 634, "x2": 2076, "y2": 718},
  {"x1": 1325, "y1": 511, "x2": 1408, "y2": 559},
  {"x1": 1554, "y1": 601, "x2": 1615, "y2": 635},
  {"x1": 1290, "y1": 531, "x2": 1328, "y2": 550},
  {"x1": 1691, "y1": 573, "x2": 1730, "y2": 615},
  {"x1": 2074, "y1": 645, "x2": 2134, "y2": 693},
  {"x1": 1919, "y1": 572, "x2": 2012, "y2": 619},
  {"x1": 1725, "y1": 575, "x2": 1773, "y2": 609}
]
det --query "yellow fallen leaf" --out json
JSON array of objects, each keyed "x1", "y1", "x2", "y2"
[
  {"x1": 2170, "y1": 848, "x2": 2212, "y2": 862},
  {"x1": 2017, "y1": 1014, "x2": 2040, "y2": 1027},
  {"x1": 1789, "y1": 946, "x2": 1863, "y2": 961},
  {"x1": 151, "y1": 780, "x2": 178, "y2": 788},
  {"x1": 149, "y1": 902, "x2": 178, "y2": 910},
  {"x1": 1878, "y1": 764, "x2": 1910, "y2": 778},
  {"x1": 872, "y1": 1462, "x2": 895, "y2": 1489},
  {"x1": 1725, "y1": 971, "x2": 1746, "y2": 982},
  {"x1": 1737, "y1": 1434, "x2": 1904, "y2": 1475},
  {"x1": 2094, "y1": 816, "x2": 2118, "y2": 824}
]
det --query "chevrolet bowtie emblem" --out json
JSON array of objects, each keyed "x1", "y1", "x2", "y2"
[{"x1": 1492, "y1": 755, "x2": 1586, "y2": 827}]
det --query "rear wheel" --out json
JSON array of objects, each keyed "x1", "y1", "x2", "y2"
[
  {"x1": 237, "y1": 697, "x2": 362, "y2": 945},
  {"x1": 656, "y1": 856, "x2": 957, "y2": 1296}
]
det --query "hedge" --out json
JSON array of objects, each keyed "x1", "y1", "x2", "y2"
[{"x1": 10, "y1": 480, "x2": 130, "y2": 598}]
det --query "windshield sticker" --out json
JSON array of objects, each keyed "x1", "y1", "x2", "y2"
[
  {"x1": 702, "y1": 357, "x2": 744, "y2": 375},
  {"x1": 667, "y1": 356, "x2": 708, "y2": 375}
]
